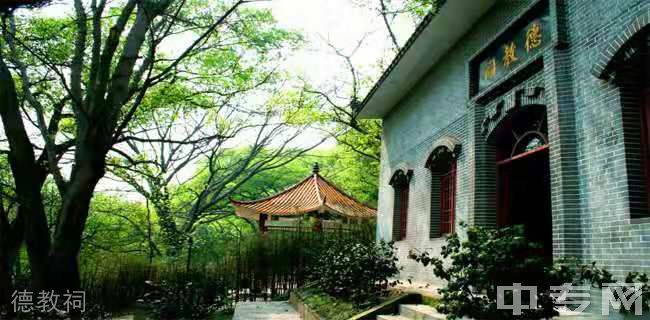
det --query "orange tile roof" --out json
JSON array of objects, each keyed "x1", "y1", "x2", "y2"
[{"x1": 230, "y1": 173, "x2": 376, "y2": 219}]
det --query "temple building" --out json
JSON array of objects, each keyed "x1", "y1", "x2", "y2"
[
  {"x1": 231, "y1": 164, "x2": 376, "y2": 232},
  {"x1": 356, "y1": 0, "x2": 650, "y2": 285}
]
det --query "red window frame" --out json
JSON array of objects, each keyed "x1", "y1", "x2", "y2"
[
  {"x1": 399, "y1": 185, "x2": 409, "y2": 240},
  {"x1": 439, "y1": 161, "x2": 456, "y2": 235},
  {"x1": 496, "y1": 145, "x2": 549, "y2": 227}
]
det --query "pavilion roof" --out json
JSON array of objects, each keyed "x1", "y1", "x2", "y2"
[{"x1": 230, "y1": 165, "x2": 376, "y2": 219}]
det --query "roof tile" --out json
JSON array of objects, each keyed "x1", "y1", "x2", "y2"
[{"x1": 231, "y1": 174, "x2": 376, "y2": 218}]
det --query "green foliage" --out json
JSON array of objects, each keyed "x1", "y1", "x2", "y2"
[
  {"x1": 578, "y1": 262, "x2": 615, "y2": 288},
  {"x1": 352, "y1": 0, "x2": 441, "y2": 26},
  {"x1": 307, "y1": 238, "x2": 400, "y2": 307},
  {"x1": 275, "y1": 89, "x2": 328, "y2": 125},
  {"x1": 579, "y1": 262, "x2": 650, "y2": 315},
  {"x1": 409, "y1": 224, "x2": 575, "y2": 320},
  {"x1": 337, "y1": 120, "x2": 382, "y2": 161},
  {"x1": 0, "y1": 156, "x2": 16, "y2": 213},
  {"x1": 127, "y1": 3, "x2": 303, "y2": 128},
  {"x1": 140, "y1": 276, "x2": 228, "y2": 320},
  {"x1": 9, "y1": 17, "x2": 75, "y2": 65},
  {"x1": 298, "y1": 287, "x2": 364, "y2": 320},
  {"x1": 69, "y1": 227, "x2": 375, "y2": 313},
  {"x1": 81, "y1": 194, "x2": 153, "y2": 258},
  {"x1": 183, "y1": 146, "x2": 378, "y2": 214},
  {"x1": 229, "y1": 7, "x2": 303, "y2": 53},
  {"x1": 404, "y1": 0, "x2": 441, "y2": 19}
]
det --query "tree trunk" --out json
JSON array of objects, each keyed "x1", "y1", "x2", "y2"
[
  {"x1": 0, "y1": 261, "x2": 10, "y2": 313},
  {"x1": 185, "y1": 237, "x2": 193, "y2": 273},
  {"x1": 49, "y1": 130, "x2": 107, "y2": 291},
  {"x1": 0, "y1": 208, "x2": 24, "y2": 316},
  {"x1": 151, "y1": 198, "x2": 184, "y2": 256},
  {"x1": 21, "y1": 202, "x2": 50, "y2": 293},
  {"x1": 0, "y1": 52, "x2": 51, "y2": 293},
  {"x1": 14, "y1": 169, "x2": 52, "y2": 293},
  {"x1": 0, "y1": 213, "x2": 11, "y2": 310},
  {"x1": 48, "y1": 179, "x2": 102, "y2": 291}
]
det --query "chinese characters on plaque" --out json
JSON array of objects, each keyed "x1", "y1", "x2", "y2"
[
  {"x1": 476, "y1": 7, "x2": 550, "y2": 92},
  {"x1": 525, "y1": 21, "x2": 542, "y2": 52}
]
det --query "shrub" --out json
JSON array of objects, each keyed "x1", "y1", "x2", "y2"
[
  {"x1": 579, "y1": 262, "x2": 650, "y2": 315},
  {"x1": 139, "y1": 275, "x2": 229, "y2": 320},
  {"x1": 578, "y1": 262, "x2": 615, "y2": 288},
  {"x1": 306, "y1": 238, "x2": 400, "y2": 307},
  {"x1": 409, "y1": 224, "x2": 574, "y2": 320},
  {"x1": 622, "y1": 272, "x2": 650, "y2": 314}
]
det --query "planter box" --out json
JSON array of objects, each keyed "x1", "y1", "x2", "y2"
[
  {"x1": 289, "y1": 291, "x2": 324, "y2": 320},
  {"x1": 289, "y1": 290, "x2": 422, "y2": 320}
]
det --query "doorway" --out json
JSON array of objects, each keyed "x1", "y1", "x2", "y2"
[{"x1": 495, "y1": 106, "x2": 553, "y2": 259}]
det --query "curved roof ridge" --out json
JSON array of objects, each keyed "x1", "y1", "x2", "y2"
[
  {"x1": 229, "y1": 173, "x2": 314, "y2": 205},
  {"x1": 230, "y1": 171, "x2": 376, "y2": 218},
  {"x1": 316, "y1": 173, "x2": 377, "y2": 211},
  {"x1": 313, "y1": 173, "x2": 324, "y2": 205}
]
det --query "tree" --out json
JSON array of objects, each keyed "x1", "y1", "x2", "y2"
[
  {"x1": 353, "y1": 0, "x2": 440, "y2": 52},
  {"x1": 288, "y1": 0, "x2": 443, "y2": 204},
  {"x1": 0, "y1": 0, "x2": 290, "y2": 294},
  {"x1": 81, "y1": 194, "x2": 157, "y2": 259},
  {"x1": 112, "y1": 105, "x2": 324, "y2": 255},
  {"x1": 103, "y1": 7, "x2": 321, "y2": 256},
  {"x1": 0, "y1": 2, "x2": 56, "y2": 306}
]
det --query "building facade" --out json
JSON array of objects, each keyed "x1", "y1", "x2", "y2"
[{"x1": 357, "y1": 0, "x2": 650, "y2": 285}]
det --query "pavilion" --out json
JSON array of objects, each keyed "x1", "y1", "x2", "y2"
[{"x1": 230, "y1": 163, "x2": 376, "y2": 232}]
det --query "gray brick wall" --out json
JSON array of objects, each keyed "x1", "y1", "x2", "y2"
[
  {"x1": 565, "y1": 0, "x2": 650, "y2": 277},
  {"x1": 376, "y1": 0, "x2": 650, "y2": 284},
  {"x1": 377, "y1": 0, "x2": 533, "y2": 284}
]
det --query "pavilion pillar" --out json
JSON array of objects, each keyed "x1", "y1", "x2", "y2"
[
  {"x1": 259, "y1": 214, "x2": 268, "y2": 232},
  {"x1": 313, "y1": 217, "x2": 323, "y2": 233}
]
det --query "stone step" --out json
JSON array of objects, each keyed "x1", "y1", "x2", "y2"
[
  {"x1": 400, "y1": 304, "x2": 446, "y2": 320},
  {"x1": 377, "y1": 315, "x2": 412, "y2": 320}
]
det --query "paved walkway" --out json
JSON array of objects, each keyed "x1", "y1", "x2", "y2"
[{"x1": 233, "y1": 301, "x2": 301, "y2": 320}]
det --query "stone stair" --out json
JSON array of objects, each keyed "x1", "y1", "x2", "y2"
[{"x1": 377, "y1": 304, "x2": 446, "y2": 320}]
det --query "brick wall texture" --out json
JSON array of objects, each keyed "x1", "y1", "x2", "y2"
[{"x1": 376, "y1": 0, "x2": 650, "y2": 285}]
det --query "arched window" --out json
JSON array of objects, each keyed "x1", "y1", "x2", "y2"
[
  {"x1": 390, "y1": 170, "x2": 412, "y2": 241},
  {"x1": 426, "y1": 146, "x2": 458, "y2": 238},
  {"x1": 613, "y1": 30, "x2": 650, "y2": 218},
  {"x1": 494, "y1": 106, "x2": 548, "y2": 162}
]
